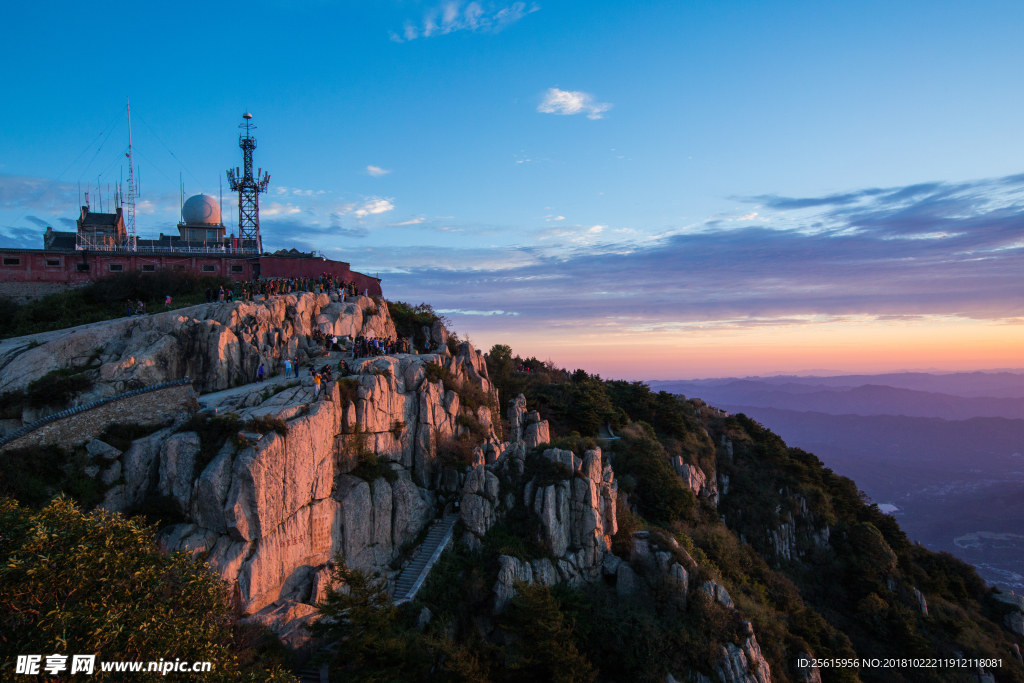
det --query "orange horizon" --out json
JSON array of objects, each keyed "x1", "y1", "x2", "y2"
[{"x1": 468, "y1": 316, "x2": 1024, "y2": 380}]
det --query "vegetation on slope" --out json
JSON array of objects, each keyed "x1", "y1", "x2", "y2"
[
  {"x1": 0, "y1": 496, "x2": 296, "y2": 682},
  {"x1": 0, "y1": 270, "x2": 230, "y2": 338}
]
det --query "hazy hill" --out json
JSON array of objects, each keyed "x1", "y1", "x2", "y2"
[
  {"x1": 647, "y1": 379, "x2": 1024, "y2": 420},
  {"x1": 649, "y1": 371, "x2": 1024, "y2": 398}
]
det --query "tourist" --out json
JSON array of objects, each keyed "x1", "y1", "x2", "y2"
[
  {"x1": 136, "y1": 300, "x2": 145, "y2": 316},
  {"x1": 126, "y1": 300, "x2": 133, "y2": 317},
  {"x1": 313, "y1": 371, "x2": 321, "y2": 397},
  {"x1": 294, "y1": 359, "x2": 300, "y2": 378},
  {"x1": 164, "y1": 295, "x2": 172, "y2": 310},
  {"x1": 205, "y1": 287, "x2": 212, "y2": 303},
  {"x1": 257, "y1": 363, "x2": 265, "y2": 384},
  {"x1": 284, "y1": 357, "x2": 292, "y2": 377}
]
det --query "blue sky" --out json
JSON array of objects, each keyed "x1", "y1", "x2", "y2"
[{"x1": 2, "y1": 1, "x2": 1023, "y2": 377}]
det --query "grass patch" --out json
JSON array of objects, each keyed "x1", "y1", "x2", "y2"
[
  {"x1": 245, "y1": 414, "x2": 289, "y2": 436},
  {"x1": 96, "y1": 422, "x2": 167, "y2": 453},
  {"x1": 2, "y1": 271, "x2": 231, "y2": 338},
  {"x1": 350, "y1": 451, "x2": 399, "y2": 483},
  {"x1": 176, "y1": 412, "x2": 244, "y2": 474},
  {"x1": 337, "y1": 378, "x2": 360, "y2": 406}
]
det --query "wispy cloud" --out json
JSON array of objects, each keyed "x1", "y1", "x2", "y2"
[
  {"x1": 354, "y1": 198, "x2": 395, "y2": 218},
  {"x1": 371, "y1": 173, "x2": 1024, "y2": 334},
  {"x1": 367, "y1": 165, "x2": 391, "y2": 177},
  {"x1": 537, "y1": 88, "x2": 612, "y2": 120},
  {"x1": 391, "y1": 216, "x2": 425, "y2": 226},
  {"x1": 390, "y1": 1, "x2": 539, "y2": 42},
  {"x1": 262, "y1": 202, "x2": 302, "y2": 216}
]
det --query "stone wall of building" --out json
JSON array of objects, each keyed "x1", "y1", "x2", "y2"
[{"x1": 0, "y1": 383, "x2": 197, "y2": 451}]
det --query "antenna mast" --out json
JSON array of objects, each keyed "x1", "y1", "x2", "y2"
[
  {"x1": 124, "y1": 96, "x2": 138, "y2": 250},
  {"x1": 226, "y1": 113, "x2": 270, "y2": 254}
]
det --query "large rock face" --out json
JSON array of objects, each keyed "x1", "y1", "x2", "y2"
[
  {"x1": 0, "y1": 293, "x2": 394, "y2": 416},
  {"x1": 0, "y1": 298, "x2": 499, "y2": 620}
]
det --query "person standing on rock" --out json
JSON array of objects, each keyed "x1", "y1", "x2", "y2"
[
  {"x1": 205, "y1": 287, "x2": 212, "y2": 303},
  {"x1": 257, "y1": 363, "x2": 265, "y2": 384},
  {"x1": 164, "y1": 295, "x2": 171, "y2": 310},
  {"x1": 313, "y1": 371, "x2": 321, "y2": 397},
  {"x1": 284, "y1": 357, "x2": 292, "y2": 377}
]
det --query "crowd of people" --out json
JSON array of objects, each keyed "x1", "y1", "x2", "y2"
[
  {"x1": 352, "y1": 336, "x2": 410, "y2": 358},
  {"x1": 125, "y1": 299, "x2": 147, "y2": 316},
  {"x1": 205, "y1": 274, "x2": 368, "y2": 304}
]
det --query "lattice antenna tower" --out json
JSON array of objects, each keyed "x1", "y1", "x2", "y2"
[
  {"x1": 226, "y1": 113, "x2": 270, "y2": 253},
  {"x1": 124, "y1": 96, "x2": 138, "y2": 250}
]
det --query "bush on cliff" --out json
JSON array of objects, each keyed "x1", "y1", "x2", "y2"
[
  {"x1": 0, "y1": 496, "x2": 297, "y2": 682},
  {"x1": 310, "y1": 559, "x2": 428, "y2": 681},
  {"x1": 0, "y1": 444, "x2": 108, "y2": 509},
  {"x1": 387, "y1": 300, "x2": 449, "y2": 349},
  {"x1": 3, "y1": 270, "x2": 230, "y2": 338}
]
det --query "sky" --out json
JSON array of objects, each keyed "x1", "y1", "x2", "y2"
[{"x1": 1, "y1": 0, "x2": 1022, "y2": 379}]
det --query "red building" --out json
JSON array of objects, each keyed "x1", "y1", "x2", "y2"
[{"x1": 0, "y1": 247, "x2": 382, "y2": 303}]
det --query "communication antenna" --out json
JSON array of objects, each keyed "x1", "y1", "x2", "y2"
[
  {"x1": 226, "y1": 113, "x2": 270, "y2": 253},
  {"x1": 124, "y1": 97, "x2": 138, "y2": 250}
]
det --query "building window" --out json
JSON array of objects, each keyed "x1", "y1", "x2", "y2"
[
  {"x1": 189, "y1": 230, "x2": 197, "y2": 241},
  {"x1": 3, "y1": 258, "x2": 20, "y2": 266},
  {"x1": 207, "y1": 230, "x2": 217, "y2": 240},
  {"x1": 141, "y1": 264, "x2": 156, "y2": 272},
  {"x1": 202, "y1": 264, "x2": 216, "y2": 273},
  {"x1": 230, "y1": 265, "x2": 244, "y2": 273},
  {"x1": 76, "y1": 263, "x2": 89, "y2": 272},
  {"x1": 45, "y1": 259, "x2": 61, "y2": 267},
  {"x1": 176, "y1": 265, "x2": 186, "y2": 270},
  {"x1": 109, "y1": 264, "x2": 124, "y2": 272}
]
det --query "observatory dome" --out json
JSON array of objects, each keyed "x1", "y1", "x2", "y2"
[{"x1": 181, "y1": 194, "x2": 221, "y2": 226}]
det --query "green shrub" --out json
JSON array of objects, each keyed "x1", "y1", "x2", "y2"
[
  {"x1": 0, "y1": 497, "x2": 297, "y2": 682},
  {"x1": 24, "y1": 368, "x2": 95, "y2": 408},
  {"x1": 245, "y1": 414, "x2": 289, "y2": 437},
  {"x1": 337, "y1": 378, "x2": 360, "y2": 406},
  {"x1": 176, "y1": 412, "x2": 244, "y2": 474},
  {"x1": 350, "y1": 451, "x2": 398, "y2": 483},
  {"x1": 96, "y1": 422, "x2": 166, "y2": 452}
]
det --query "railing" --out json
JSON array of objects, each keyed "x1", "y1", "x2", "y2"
[
  {"x1": 0, "y1": 377, "x2": 194, "y2": 449},
  {"x1": 75, "y1": 244, "x2": 260, "y2": 255}
]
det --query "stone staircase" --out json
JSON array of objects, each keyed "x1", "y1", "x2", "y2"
[
  {"x1": 293, "y1": 515, "x2": 458, "y2": 682},
  {"x1": 394, "y1": 514, "x2": 459, "y2": 603}
]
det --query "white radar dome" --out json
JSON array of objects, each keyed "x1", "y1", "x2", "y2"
[{"x1": 181, "y1": 194, "x2": 221, "y2": 226}]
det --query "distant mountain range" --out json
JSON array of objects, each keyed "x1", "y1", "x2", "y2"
[
  {"x1": 645, "y1": 370, "x2": 1024, "y2": 591},
  {"x1": 646, "y1": 374, "x2": 1024, "y2": 420},
  {"x1": 650, "y1": 371, "x2": 1024, "y2": 398}
]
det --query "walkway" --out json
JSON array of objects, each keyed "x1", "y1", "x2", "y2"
[{"x1": 394, "y1": 514, "x2": 459, "y2": 603}]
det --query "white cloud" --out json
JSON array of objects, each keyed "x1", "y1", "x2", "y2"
[
  {"x1": 537, "y1": 88, "x2": 612, "y2": 120},
  {"x1": 391, "y1": 217, "x2": 425, "y2": 226},
  {"x1": 737, "y1": 212, "x2": 759, "y2": 221},
  {"x1": 367, "y1": 165, "x2": 391, "y2": 177},
  {"x1": 545, "y1": 215, "x2": 565, "y2": 222},
  {"x1": 391, "y1": 1, "x2": 539, "y2": 42},
  {"x1": 436, "y1": 309, "x2": 520, "y2": 316},
  {"x1": 262, "y1": 202, "x2": 301, "y2": 216},
  {"x1": 588, "y1": 225, "x2": 604, "y2": 233},
  {"x1": 354, "y1": 198, "x2": 395, "y2": 218}
]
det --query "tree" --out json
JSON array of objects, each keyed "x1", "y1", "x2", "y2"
[
  {"x1": 501, "y1": 581, "x2": 597, "y2": 683},
  {"x1": 309, "y1": 559, "x2": 427, "y2": 682},
  {"x1": 0, "y1": 496, "x2": 295, "y2": 682}
]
